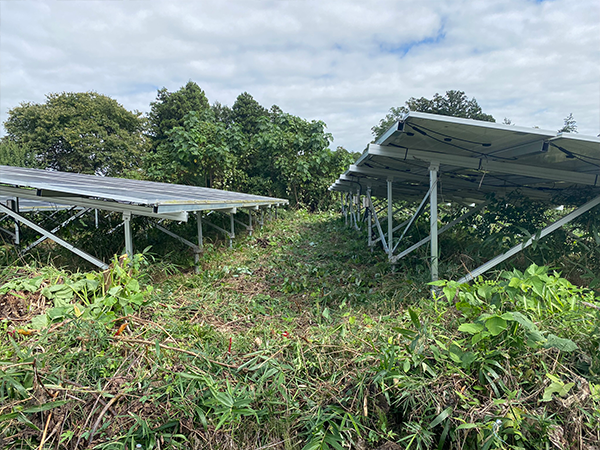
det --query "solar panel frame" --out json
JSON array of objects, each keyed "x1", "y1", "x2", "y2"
[
  {"x1": 331, "y1": 112, "x2": 600, "y2": 205},
  {"x1": 1, "y1": 165, "x2": 289, "y2": 215}
]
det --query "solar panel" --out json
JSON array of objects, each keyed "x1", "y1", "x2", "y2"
[
  {"x1": 331, "y1": 112, "x2": 600, "y2": 283},
  {"x1": 331, "y1": 112, "x2": 600, "y2": 205},
  {"x1": 1, "y1": 165, "x2": 288, "y2": 216}
]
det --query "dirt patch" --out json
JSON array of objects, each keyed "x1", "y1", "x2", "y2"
[{"x1": 0, "y1": 290, "x2": 47, "y2": 322}]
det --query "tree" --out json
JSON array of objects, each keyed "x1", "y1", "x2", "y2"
[
  {"x1": 372, "y1": 90, "x2": 495, "y2": 140},
  {"x1": 248, "y1": 111, "x2": 354, "y2": 209},
  {"x1": 231, "y1": 92, "x2": 269, "y2": 137},
  {"x1": 0, "y1": 138, "x2": 38, "y2": 168},
  {"x1": 558, "y1": 113, "x2": 577, "y2": 133},
  {"x1": 148, "y1": 81, "x2": 210, "y2": 149},
  {"x1": 144, "y1": 110, "x2": 242, "y2": 189},
  {"x1": 4, "y1": 92, "x2": 144, "y2": 175}
]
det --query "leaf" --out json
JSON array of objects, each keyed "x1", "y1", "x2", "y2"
[
  {"x1": 511, "y1": 311, "x2": 538, "y2": 332},
  {"x1": 448, "y1": 344, "x2": 463, "y2": 364},
  {"x1": 408, "y1": 308, "x2": 421, "y2": 329},
  {"x1": 22, "y1": 400, "x2": 69, "y2": 414},
  {"x1": 458, "y1": 323, "x2": 484, "y2": 335},
  {"x1": 429, "y1": 407, "x2": 453, "y2": 429},
  {"x1": 460, "y1": 352, "x2": 478, "y2": 369},
  {"x1": 544, "y1": 334, "x2": 578, "y2": 352},
  {"x1": 30, "y1": 314, "x2": 49, "y2": 330},
  {"x1": 485, "y1": 316, "x2": 507, "y2": 336}
]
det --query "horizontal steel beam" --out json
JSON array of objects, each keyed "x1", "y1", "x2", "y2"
[
  {"x1": 368, "y1": 144, "x2": 599, "y2": 186},
  {"x1": 0, "y1": 186, "x2": 188, "y2": 221}
]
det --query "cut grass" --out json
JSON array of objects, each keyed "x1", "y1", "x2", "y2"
[{"x1": 1, "y1": 209, "x2": 599, "y2": 449}]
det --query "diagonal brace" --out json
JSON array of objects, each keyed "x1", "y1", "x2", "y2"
[
  {"x1": 391, "y1": 202, "x2": 487, "y2": 263},
  {"x1": 0, "y1": 203, "x2": 108, "y2": 270},
  {"x1": 23, "y1": 207, "x2": 91, "y2": 254},
  {"x1": 457, "y1": 194, "x2": 600, "y2": 283}
]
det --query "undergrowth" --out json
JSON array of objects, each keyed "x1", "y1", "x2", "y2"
[{"x1": 1, "y1": 210, "x2": 599, "y2": 449}]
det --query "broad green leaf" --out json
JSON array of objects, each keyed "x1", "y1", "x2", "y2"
[
  {"x1": 458, "y1": 323, "x2": 484, "y2": 335},
  {"x1": 30, "y1": 314, "x2": 49, "y2": 330},
  {"x1": 511, "y1": 311, "x2": 537, "y2": 332},
  {"x1": 408, "y1": 308, "x2": 421, "y2": 329},
  {"x1": 460, "y1": 352, "x2": 478, "y2": 369},
  {"x1": 485, "y1": 316, "x2": 507, "y2": 336},
  {"x1": 544, "y1": 334, "x2": 578, "y2": 352}
]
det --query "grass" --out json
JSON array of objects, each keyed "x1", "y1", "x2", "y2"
[{"x1": 1, "y1": 209, "x2": 599, "y2": 449}]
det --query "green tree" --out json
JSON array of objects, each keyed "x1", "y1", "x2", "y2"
[
  {"x1": 372, "y1": 90, "x2": 495, "y2": 140},
  {"x1": 0, "y1": 138, "x2": 38, "y2": 168},
  {"x1": 231, "y1": 92, "x2": 269, "y2": 137},
  {"x1": 148, "y1": 81, "x2": 211, "y2": 149},
  {"x1": 558, "y1": 113, "x2": 577, "y2": 133},
  {"x1": 249, "y1": 111, "x2": 353, "y2": 209},
  {"x1": 4, "y1": 92, "x2": 144, "y2": 175},
  {"x1": 145, "y1": 110, "x2": 242, "y2": 189}
]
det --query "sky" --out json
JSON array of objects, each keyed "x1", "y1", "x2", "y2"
[{"x1": 0, "y1": 0, "x2": 599, "y2": 153}]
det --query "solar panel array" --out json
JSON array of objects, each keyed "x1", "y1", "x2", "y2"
[
  {"x1": 1, "y1": 165, "x2": 288, "y2": 215},
  {"x1": 330, "y1": 112, "x2": 600, "y2": 205}
]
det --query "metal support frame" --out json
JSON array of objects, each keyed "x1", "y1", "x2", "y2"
[
  {"x1": 123, "y1": 212, "x2": 133, "y2": 257},
  {"x1": 154, "y1": 218, "x2": 203, "y2": 273},
  {"x1": 457, "y1": 193, "x2": 600, "y2": 284},
  {"x1": 0, "y1": 225, "x2": 15, "y2": 240},
  {"x1": 429, "y1": 163, "x2": 439, "y2": 282},
  {"x1": 23, "y1": 207, "x2": 91, "y2": 254},
  {"x1": 367, "y1": 194, "x2": 389, "y2": 253},
  {"x1": 396, "y1": 182, "x2": 435, "y2": 247},
  {"x1": 233, "y1": 209, "x2": 255, "y2": 236},
  {"x1": 366, "y1": 187, "x2": 373, "y2": 249},
  {"x1": 230, "y1": 213, "x2": 235, "y2": 247},
  {"x1": 0, "y1": 203, "x2": 108, "y2": 269},
  {"x1": 387, "y1": 178, "x2": 393, "y2": 261},
  {"x1": 391, "y1": 201, "x2": 487, "y2": 264},
  {"x1": 203, "y1": 212, "x2": 235, "y2": 247},
  {"x1": 10, "y1": 199, "x2": 20, "y2": 245}
]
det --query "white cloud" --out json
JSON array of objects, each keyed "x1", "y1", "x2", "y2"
[{"x1": 1, "y1": 0, "x2": 598, "y2": 153}]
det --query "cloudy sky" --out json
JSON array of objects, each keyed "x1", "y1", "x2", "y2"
[{"x1": 0, "y1": 0, "x2": 598, "y2": 152}]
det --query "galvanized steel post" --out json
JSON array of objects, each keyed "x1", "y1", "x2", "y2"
[
  {"x1": 387, "y1": 178, "x2": 393, "y2": 260},
  {"x1": 429, "y1": 164, "x2": 439, "y2": 283},
  {"x1": 366, "y1": 187, "x2": 372, "y2": 250},
  {"x1": 123, "y1": 211, "x2": 133, "y2": 257},
  {"x1": 229, "y1": 213, "x2": 235, "y2": 248}
]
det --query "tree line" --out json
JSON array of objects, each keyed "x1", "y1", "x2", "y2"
[
  {"x1": 1, "y1": 85, "x2": 579, "y2": 209},
  {"x1": 0, "y1": 82, "x2": 356, "y2": 210}
]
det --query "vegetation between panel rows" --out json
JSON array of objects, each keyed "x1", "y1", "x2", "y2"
[{"x1": 1, "y1": 210, "x2": 599, "y2": 450}]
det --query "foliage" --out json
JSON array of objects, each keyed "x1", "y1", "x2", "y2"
[
  {"x1": 1, "y1": 211, "x2": 599, "y2": 449},
  {"x1": 4, "y1": 92, "x2": 145, "y2": 175},
  {"x1": 558, "y1": 112, "x2": 578, "y2": 133},
  {"x1": 143, "y1": 84, "x2": 355, "y2": 209},
  {"x1": 231, "y1": 92, "x2": 269, "y2": 137},
  {"x1": 148, "y1": 81, "x2": 211, "y2": 149},
  {"x1": 145, "y1": 110, "x2": 243, "y2": 189},
  {"x1": 0, "y1": 138, "x2": 38, "y2": 168},
  {"x1": 372, "y1": 90, "x2": 495, "y2": 140},
  {"x1": 245, "y1": 112, "x2": 354, "y2": 209}
]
